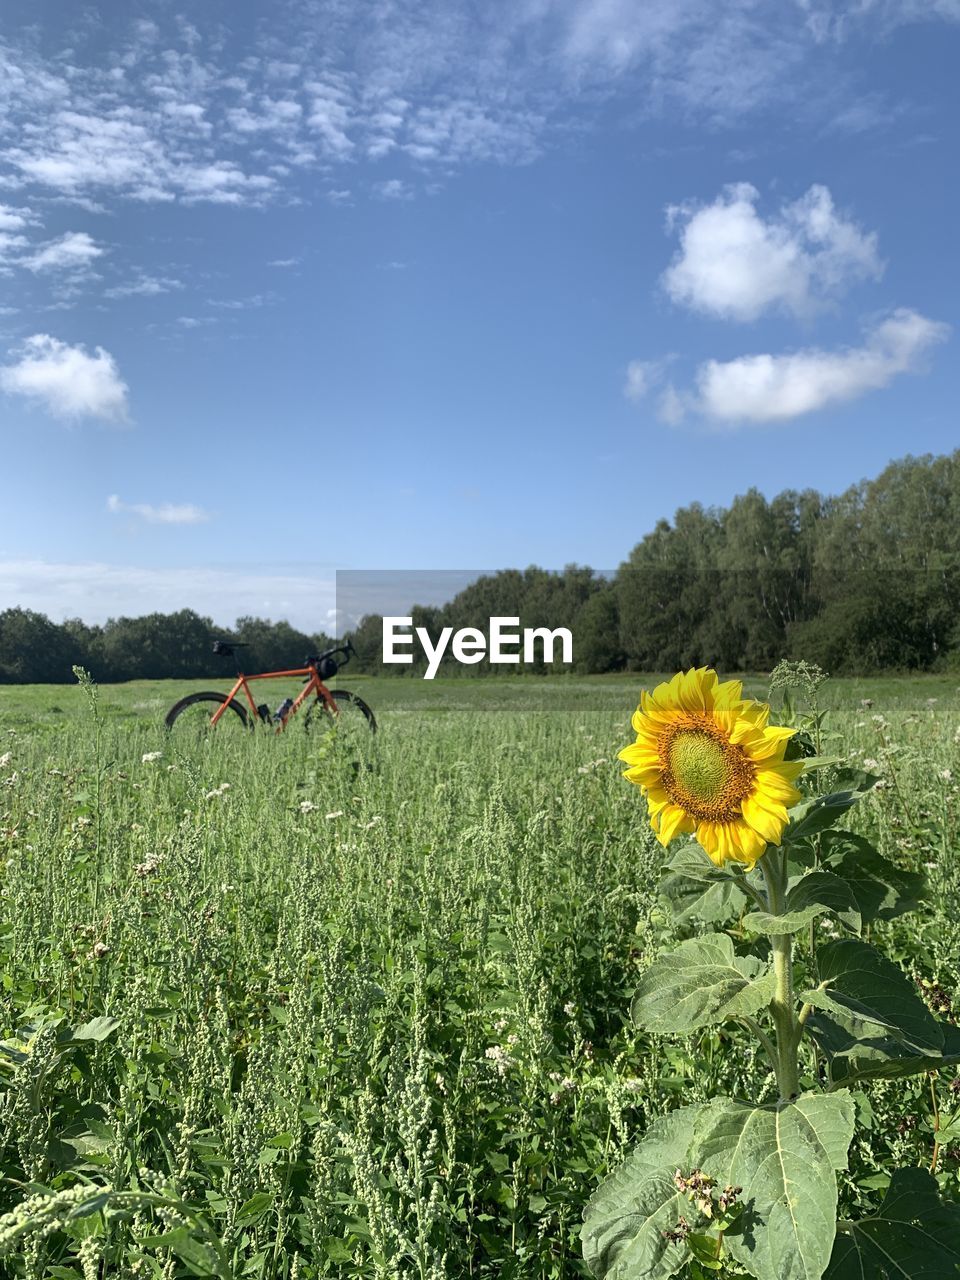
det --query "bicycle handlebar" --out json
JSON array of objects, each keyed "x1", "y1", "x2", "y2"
[{"x1": 304, "y1": 641, "x2": 355, "y2": 673}]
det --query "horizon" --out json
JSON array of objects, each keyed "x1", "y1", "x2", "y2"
[{"x1": 1, "y1": 2, "x2": 958, "y2": 627}]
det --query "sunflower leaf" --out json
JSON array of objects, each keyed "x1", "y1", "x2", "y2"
[
  {"x1": 815, "y1": 1021, "x2": 960, "y2": 1086},
  {"x1": 820, "y1": 832, "x2": 925, "y2": 924},
  {"x1": 825, "y1": 1167, "x2": 960, "y2": 1279},
  {"x1": 581, "y1": 1101, "x2": 713, "y2": 1280},
  {"x1": 802, "y1": 939, "x2": 947, "y2": 1083},
  {"x1": 632, "y1": 935, "x2": 775, "y2": 1034},
  {"x1": 664, "y1": 843, "x2": 732, "y2": 884},
  {"x1": 697, "y1": 1092, "x2": 855, "y2": 1280},
  {"x1": 742, "y1": 871, "x2": 862, "y2": 936},
  {"x1": 660, "y1": 873, "x2": 747, "y2": 926},
  {"x1": 583, "y1": 1094, "x2": 856, "y2": 1280},
  {"x1": 782, "y1": 775, "x2": 878, "y2": 844},
  {"x1": 743, "y1": 905, "x2": 828, "y2": 936}
]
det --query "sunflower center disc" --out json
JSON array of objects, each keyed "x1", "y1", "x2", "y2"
[{"x1": 668, "y1": 731, "x2": 732, "y2": 806}]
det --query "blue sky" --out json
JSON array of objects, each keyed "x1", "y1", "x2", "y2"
[{"x1": 0, "y1": 0, "x2": 957, "y2": 630}]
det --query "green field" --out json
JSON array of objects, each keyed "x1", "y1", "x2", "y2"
[{"x1": 0, "y1": 674, "x2": 958, "y2": 1277}]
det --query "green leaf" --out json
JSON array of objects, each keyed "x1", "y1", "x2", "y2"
[
  {"x1": 235, "y1": 1191, "x2": 273, "y2": 1226},
  {"x1": 802, "y1": 940, "x2": 943, "y2": 1074},
  {"x1": 138, "y1": 1227, "x2": 219, "y2": 1273},
  {"x1": 788, "y1": 871, "x2": 861, "y2": 933},
  {"x1": 820, "y1": 833, "x2": 925, "y2": 924},
  {"x1": 783, "y1": 776, "x2": 877, "y2": 844},
  {"x1": 818, "y1": 1021, "x2": 960, "y2": 1086},
  {"x1": 746, "y1": 872, "x2": 861, "y2": 936},
  {"x1": 660, "y1": 874, "x2": 747, "y2": 926},
  {"x1": 66, "y1": 1191, "x2": 113, "y2": 1220},
  {"x1": 631, "y1": 936, "x2": 775, "y2": 1035},
  {"x1": 826, "y1": 1167, "x2": 960, "y2": 1278},
  {"x1": 581, "y1": 1102, "x2": 711, "y2": 1279},
  {"x1": 324, "y1": 1237, "x2": 355, "y2": 1263},
  {"x1": 744, "y1": 905, "x2": 828, "y2": 936},
  {"x1": 68, "y1": 1016, "x2": 120, "y2": 1043},
  {"x1": 663, "y1": 843, "x2": 733, "y2": 884},
  {"x1": 698, "y1": 1092, "x2": 855, "y2": 1280}
]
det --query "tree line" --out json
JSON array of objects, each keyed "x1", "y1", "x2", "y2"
[{"x1": 3, "y1": 451, "x2": 959, "y2": 683}]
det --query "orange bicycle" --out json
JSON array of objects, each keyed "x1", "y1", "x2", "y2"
[{"x1": 164, "y1": 639, "x2": 376, "y2": 736}]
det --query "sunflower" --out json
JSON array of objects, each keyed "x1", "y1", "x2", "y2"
[{"x1": 618, "y1": 667, "x2": 803, "y2": 869}]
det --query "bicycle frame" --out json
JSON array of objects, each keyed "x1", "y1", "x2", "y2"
[{"x1": 211, "y1": 666, "x2": 338, "y2": 731}]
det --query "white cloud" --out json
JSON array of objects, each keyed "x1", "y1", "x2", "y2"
[
  {"x1": 208, "y1": 292, "x2": 276, "y2": 310},
  {"x1": 267, "y1": 257, "x2": 299, "y2": 268},
  {"x1": 373, "y1": 178, "x2": 415, "y2": 201},
  {"x1": 0, "y1": 334, "x2": 130, "y2": 422},
  {"x1": 0, "y1": 203, "x2": 34, "y2": 231},
  {"x1": 0, "y1": 230, "x2": 29, "y2": 268},
  {"x1": 662, "y1": 183, "x2": 882, "y2": 322},
  {"x1": 105, "y1": 273, "x2": 183, "y2": 298},
  {"x1": 24, "y1": 230, "x2": 104, "y2": 273},
  {"x1": 800, "y1": 0, "x2": 960, "y2": 41},
  {"x1": 659, "y1": 309, "x2": 949, "y2": 425},
  {"x1": 623, "y1": 357, "x2": 672, "y2": 402},
  {"x1": 0, "y1": 3, "x2": 948, "y2": 220},
  {"x1": 107, "y1": 494, "x2": 210, "y2": 524},
  {"x1": 0, "y1": 558, "x2": 336, "y2": 632}
]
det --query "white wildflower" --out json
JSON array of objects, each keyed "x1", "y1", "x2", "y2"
[
  {"x1": 299, "y1": 800, "x2": 318, "y2": 813},
  {"x1": 325, "y1": 809, "x2": 344, "y2": 820},
  {"x1": 0, "y1": 752, "x2": 11, "y2": 767},
  {"x1": 141, "y1": 751, "x2": 163, "y2": 764},
  {"x1": 485, "y1": 1045, "x2": 515, "y2": 1077}
]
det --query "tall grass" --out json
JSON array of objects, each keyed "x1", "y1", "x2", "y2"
[{"x1": 0, "y1": 676, "x2": 957, "y2": 1277}]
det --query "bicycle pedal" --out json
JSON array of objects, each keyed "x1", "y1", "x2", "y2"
[{"x1": 257, "y1": 703, "x2": 271, "y2": 722}]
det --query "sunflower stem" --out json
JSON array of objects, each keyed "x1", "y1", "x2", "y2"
[{"x1": 761, "y1": 849, "x2": 801, "y2": 1102}]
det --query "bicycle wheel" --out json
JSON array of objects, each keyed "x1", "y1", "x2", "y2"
[
  {"x1": 303, "y1": 688, "x2": 377, "y2": 747},
  {"x1": 165, "y1": 692, "x2": 251, "y2": 736}
]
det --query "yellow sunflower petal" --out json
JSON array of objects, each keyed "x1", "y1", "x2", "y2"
[
  {"x1": 656, "y1": 804, "x2": 695, "y2": 846},
  {"x1": 755, "y1": 762, "x2": 804, "y2": 805},
  {"x1": 618, "y1": 743, "x2": 660, "y2": 767},
  {"x1": 741, "y1": 794, "x2": 788, "y2": 845},
  {"x1": 732, "y1": 824, "x2": 766, "y2": 869},
  {"x1": 748, "y1": 725, "x2": 797, "y2": 760}
]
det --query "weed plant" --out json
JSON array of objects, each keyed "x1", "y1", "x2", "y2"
[{"x1": 0, "y1": 675, "x2": 956, "y2": 1276}]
